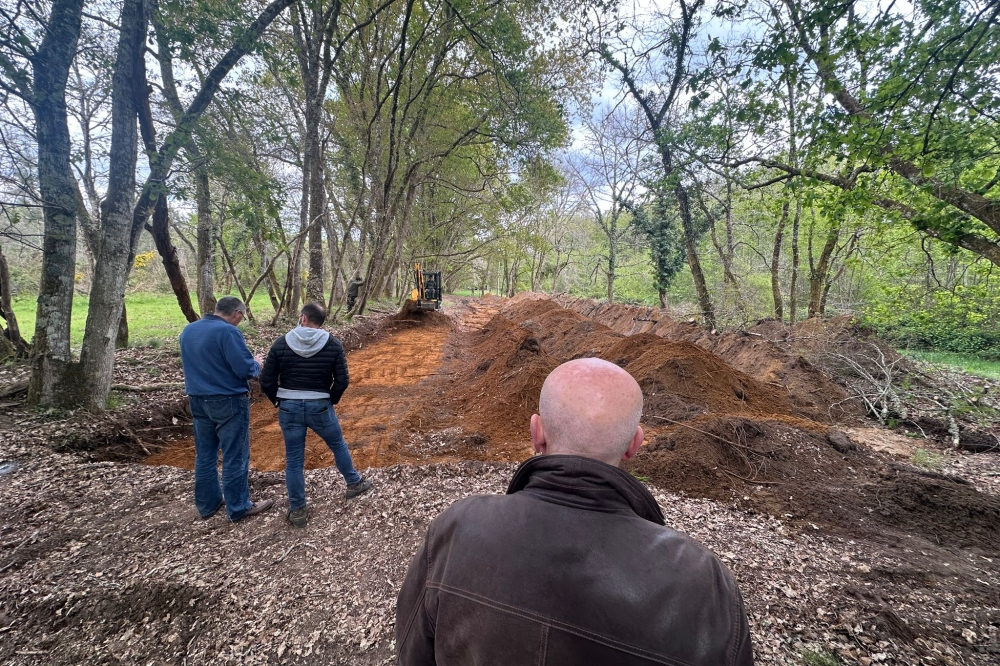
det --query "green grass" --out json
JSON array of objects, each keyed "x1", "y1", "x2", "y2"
[
  {"x1": 912, "y1": 448, "x2": 944, "y2": 470},
  {"x1": 10, "y1": 291, "x2": 282, "y2": 349},
  {"x1": 801, "y1": 650, "x2": 839, "y2": 666},
  {"x1": 901, "y1": 349, "x2": 1000, "y2": 381}
]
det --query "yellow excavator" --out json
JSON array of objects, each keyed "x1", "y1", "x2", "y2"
[{"x1": 411, "y1": 263, "x2": 442, "y2": 310}]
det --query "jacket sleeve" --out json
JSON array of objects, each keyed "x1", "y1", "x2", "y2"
[
  {"x1": 222, "y1": 328, "x2": 260, "y2": 381},
  {"x1": 731, "y1": 587, "x2": 754, "y2": 666},
  {"x1": 395, "y1": 533, "x2": 436, "y2": 665},
  {"x1": 258, "y1": 341, "x2": 281, "y2": 405},
  {"x1": 329, "y1": 339, "x2": 350, "y2": 404}
]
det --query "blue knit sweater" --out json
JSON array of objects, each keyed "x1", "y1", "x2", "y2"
[{"x1": 179, "y1": 314, "x2": 260, "y2": 396}]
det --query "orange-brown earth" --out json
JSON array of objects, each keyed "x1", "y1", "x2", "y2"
[
  {"x1": 146, "y1": 295, "x2": 1000, "y2": 555},
  {"x1": 146, "y1": 309, "x2": 458, "y2": 471}
]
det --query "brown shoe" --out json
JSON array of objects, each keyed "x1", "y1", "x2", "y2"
[{"x1": 234, "y1": 499, "x2": 274, "y2": 522}]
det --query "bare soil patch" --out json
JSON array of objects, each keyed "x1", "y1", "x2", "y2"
[{"x1": 146, "y1": 310, "x2": 454, "y2": 471}]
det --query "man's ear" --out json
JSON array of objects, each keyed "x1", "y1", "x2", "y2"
[
  {"x1": 530, "y1": 414, "x2": 547, "y2": 455},
  {"x1": 621, "y1": 426, "x2": 643, "y2": 462}
]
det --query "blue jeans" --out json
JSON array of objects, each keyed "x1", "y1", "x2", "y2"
[
  {"x1": 190, "y1": 394, "x2": 253, "y2": 521},
  {"x1": 278, "y1": 399, "x2": 361, "y2": 510}
]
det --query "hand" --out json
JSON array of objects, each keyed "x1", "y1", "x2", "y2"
[{"x1": 254, "y1": 353, "x2": 264, "y2": 365}]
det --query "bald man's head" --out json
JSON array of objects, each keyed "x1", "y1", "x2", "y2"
[{"x1": 530, "y1": 358, "x2": 644, "y2": 466}]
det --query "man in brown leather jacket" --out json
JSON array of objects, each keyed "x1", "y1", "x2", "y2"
[{"x1": 395, "y1": 358, "x2": 754, "y2": 665}]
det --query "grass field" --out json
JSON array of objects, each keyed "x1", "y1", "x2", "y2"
[
  {"x1": 902, "y1": 349, "x2": 1000, "y2": 381},
  {"x1": 10, "y1": 292, "x2": 282, "y2": 348},
  {"x1": 10, "y1": 292, "x2": 1000, "y2": 383}
]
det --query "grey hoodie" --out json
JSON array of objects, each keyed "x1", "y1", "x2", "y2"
[{"x1": 284, "y1": 326, "x2": 330, "y2": 358}]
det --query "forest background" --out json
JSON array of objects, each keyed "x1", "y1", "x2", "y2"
[{"x1": 0, "y1": 0, "x2": 998, "y2": 411}]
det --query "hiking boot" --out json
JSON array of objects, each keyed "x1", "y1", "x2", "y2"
[
  {"x1": 233, "y1": 499, "x2": 274, "y2": 522},
  {"x1": 346, "y1": 477, "x2": 372, "y2": 499},
  {"x1": 287, "y1": 507, "x2": 308, "y2": 528}
]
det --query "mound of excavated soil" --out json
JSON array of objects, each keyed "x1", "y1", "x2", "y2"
[
  {"x1": 622, "y1": 411, "x2": 1000, "y2": 553},
  {"x1": 397, "y1": 299, "x2": 452, "y2": 324},
  {"x1": 535, "y1": 294, "x2": 863, "y2": 423},
  {"x1": 439, "y1": 300, "x2": 805, "y2": 439},
  {"x1": 142, "y1": 295, "x2": 1000, "y2": 554},
  {"x1": 624, "y1": 416, "x2": 846, "y2": 501}
]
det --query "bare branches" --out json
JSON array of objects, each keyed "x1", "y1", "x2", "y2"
[{"x1": 825, "y1": 342, "x2": 908, "y2": 425}]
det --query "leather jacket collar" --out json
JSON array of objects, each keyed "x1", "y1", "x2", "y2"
[{"x1": 507, "y1": 454, "x2": 665, "y2": 526}]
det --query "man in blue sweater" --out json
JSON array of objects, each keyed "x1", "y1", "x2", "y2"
[{"x1": 179, "y1": 296, "x2": 274, "y2": 522}]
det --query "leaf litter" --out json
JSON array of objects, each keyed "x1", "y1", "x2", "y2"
[{"x1": 0, "y1": 295, "x2": 997, "y2": 664}]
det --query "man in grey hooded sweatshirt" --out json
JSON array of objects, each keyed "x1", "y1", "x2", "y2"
[{"x1": 259, "y1": 302, "x2": 372, "y2": 527}]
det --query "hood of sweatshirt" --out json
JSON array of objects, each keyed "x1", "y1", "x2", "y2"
[{"x1": 284, "y1": 326, "x2": 330, "y2": 358}]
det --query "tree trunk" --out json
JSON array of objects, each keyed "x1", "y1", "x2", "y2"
[
  {"x1": 676, "y1": 186, "x2": 716, "y2": 329},
  {"x1": 808, "y1": 226, "x2": 839, "y2": 318},
  {"x1": 323, "y1": 219, "x2": 348, "y2": 309},
  {"x1": 0, "y1": 243, "x2": 28, "y2": 356},
  {"x1": 74, "y1": 179, "x2": 102, "y2": 272},
  {"x1": 78, "y1": 0, "x2": 144, "y2": 411},
  {"x1": 290, "y1": 206, "x2": 307, "y2": 315},
  {"x1": 195, "y1": 167, "x2": 216, "y2": 314},
  {"x1": 217, "y1": 234, "x2": 253, "y2": 321},
  {"x1": 305, "y1": 121, "x2": 326, "y2": 301},
  {"x1": 292, "y1": 0, "x2": 340, "y2": 304},
  {"x1": 150, "y1": 192, "x2": 199, "y2": 322},
  {"x1": 789, "y1": 201, "x2": 801, "y2": 324},
  {"x1": 73, "y1": 0, "x2": 295, "y2": 411},
  {"x1": 27, "y1": 0, "x2": 86, "y2": 408},
  {"x1": 607, "y1": 222, "x2": 616, "y2": 303},
  {"x1": 771, "y1": 200, "x2": 788, "y2": 321},
  {"x1": 116, "y1": 304, "x2": 129, "y2": 349},
  {"x1": 252, "y1": 230, "x2": 282, "y2": 310}
]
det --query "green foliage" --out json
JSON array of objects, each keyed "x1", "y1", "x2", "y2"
[
  {"x1": 863, "y1": 282, "x2": 1000, "y2": 359},
  {"x1": 105, "y1": 392, "x2": 128, "y2": 410},
  {"x1": 801, "y1": 650, "x2": 839, "y2": 666},
  {"x1": 901, "y1": 350, "x2": 1000, "y2": 382},
  {"x1": 724, "y1": 0, "x2": 1000, "y2": 266},
  {"x1": 622, "y1": 197, "x2": 686, "y2": 296}
]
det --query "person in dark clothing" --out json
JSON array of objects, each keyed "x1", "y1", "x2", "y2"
[
  {"x1": 179, "y1": 296, "x2": 274, "y2": 522},
  {"x1": 346, "y1": 274, "x2": 364, "y2": 310},
  {"x1": 396, "y1": 358, "x2": 754, "y2": 666},
  {"x1": 423, "y1": 274, "x2": 438, "y2": 301},
  {"x1": 258, "y1": 302, "x2": 372, "y2": 528}
]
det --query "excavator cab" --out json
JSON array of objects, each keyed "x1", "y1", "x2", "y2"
[{"x1": 412, "y1": 263, "x2": 442, "y2": 310}]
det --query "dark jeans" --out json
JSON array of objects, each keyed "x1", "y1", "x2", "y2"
[
  {"x1": 278, "y1": 399, "x2": 361, "y2": 510},
  {"x1": 190, "y1": 394, "x2": 253, "y2": 520}
]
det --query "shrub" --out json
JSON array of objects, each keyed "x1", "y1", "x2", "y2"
[{"x1": 863, "y1": 284, "x2": 1000, "y2": 360}]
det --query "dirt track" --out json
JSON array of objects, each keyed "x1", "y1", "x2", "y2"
[{"x1": 146, "y1": 300, "x2": 512, "y2": 472}]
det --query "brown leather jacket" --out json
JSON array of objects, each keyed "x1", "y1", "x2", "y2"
[{"x1": 396, "y1": 455, "x2": 754, "y2": 665}]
